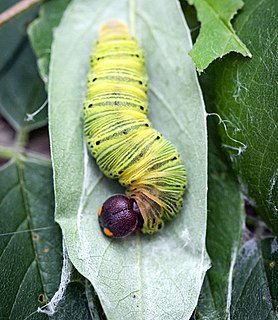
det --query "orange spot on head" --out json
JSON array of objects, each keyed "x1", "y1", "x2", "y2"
[
  {"x1": 103, "y1": 228, "x2": 113, "y2": 237},
  {"x1": 98, "y1": 205, "x2": 103, "y2": 216}
]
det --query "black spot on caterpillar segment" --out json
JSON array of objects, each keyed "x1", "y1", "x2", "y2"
[{"x1": 83, "y1": 19, "x2": 187, "y2": 238}]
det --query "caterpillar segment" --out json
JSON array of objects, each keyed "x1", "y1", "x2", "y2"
[{"x1": 83, "y1": 20, "x2": 187, "y2": 238}]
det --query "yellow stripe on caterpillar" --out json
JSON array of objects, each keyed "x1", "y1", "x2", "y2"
[{"x1": 83, "y1": 20, "x2": 187, "y2": 238}]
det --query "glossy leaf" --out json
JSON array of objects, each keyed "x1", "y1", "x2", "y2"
[
  {"x1": 49, "y1": 0, "x2": 209, "y2": 319},
  {"x1": 214, "y1": 0, "x2": 278, "y2": 234},
  {"x1": 187, "y1": 0, "x2": 251, "y2": 71}
]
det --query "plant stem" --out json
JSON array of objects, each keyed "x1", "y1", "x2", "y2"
[
  {"x1": 16, "y1": 128, "x2": 29, "y2": 148},
  {"x1": 0, "y1": 0, "x2": 43, "y2": 27},
  {"x1": 0, "y1": 145, "x2": 51, "y2": 163}
]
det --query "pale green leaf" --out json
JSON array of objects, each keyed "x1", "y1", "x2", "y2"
[
  {"x1": 49, "y1": 0, "x2": 209, "y2": 319},
  {"x1": 187, "y1": 0, "x2": 252, "y2": 72}
]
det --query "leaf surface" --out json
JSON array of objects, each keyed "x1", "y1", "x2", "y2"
[
  {"x1": 0, "y1": 157, "x2": 59, "y2": 319},
  {"x1": 187, "y1": 0, "x2": 251, "y2": 71},
  {"x1": 0, "y1": 157, "x2": 97, "y2": 319},
  {"x1": 214, "y1": 0, "x2": 278, "y2": 234},
  {"x1": 231, "y1": 238, "x2": 278, "y2": 319},
  {"x1": 49, "y1": 0, "x2": 209, "y2": 319},
  {"x1": 196, "y1": 117, "x2": 244, "y2": 319},
  {"x1": 28, "y1": 0, "x2": 71, "y2": 85},
  {"x1": 0, "y1": 1, "x2": 47, "y2": 132}
]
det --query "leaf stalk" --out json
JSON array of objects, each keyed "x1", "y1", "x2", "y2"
[{"x1": 0, "y1": 0, "x2": 43, "y2": 27}]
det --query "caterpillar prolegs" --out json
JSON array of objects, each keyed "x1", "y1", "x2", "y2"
[{"x1": 83, "y1": 20, "x2": 187, "y2": 238}]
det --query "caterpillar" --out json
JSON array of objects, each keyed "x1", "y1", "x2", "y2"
[{"x1": 83, "y1": 20, "x2": 187, "y2": 238}]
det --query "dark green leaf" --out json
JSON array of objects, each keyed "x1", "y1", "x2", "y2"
[
  {"x1": 0, "y1": 2, "x2": 47, "y2": 132},
  {"x1": 195, "y1": 117, "x2": 244, "y2": 319},
  {"x1": 0, "y1": 157, "x2": 97, "y2": 319},
  {"x1": 180, "y1": 1, "x2": 200, "y2": 43},
  {"x1": 0, "y1": 157, "x2": 60, "y2": 319},
  {"x1": 261, "y1": 237, "x2": 278, "y2": 312},
  {"x1": 28, "y1": 0, "x2": 71, "y2": 85},
  {"x1": 214, "y1": 0, "x2": 278, "y2": 233},
  {"x1": 231, "y1": 238, "x2": 278, "y2": 319},
  {"x1": 0, "y1": 42, "x2": 47, "y2": 132},
  {"x1": 85, "y1": 279, "x2": 107, "y2": 320},
  {"x1": 0, "y1": 0, "x2": 37, "y2": 71}
]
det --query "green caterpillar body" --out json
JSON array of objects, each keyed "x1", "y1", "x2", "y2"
[{"x1": 83, "y1": 20, "x2": 186, "y2": 237}]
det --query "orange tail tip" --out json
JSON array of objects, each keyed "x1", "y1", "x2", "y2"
[{"x1": 99, "y1": 19, "x2": 128, "y2": 37}]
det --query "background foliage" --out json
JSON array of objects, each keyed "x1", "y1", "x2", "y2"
[{"x1": 0, "y1": 0, "x2": 277, "y2": 319}]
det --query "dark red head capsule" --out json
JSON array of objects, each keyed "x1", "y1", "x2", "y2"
[{"x1": 98, "y1": 194, "x2": 143, "y2": 238}]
